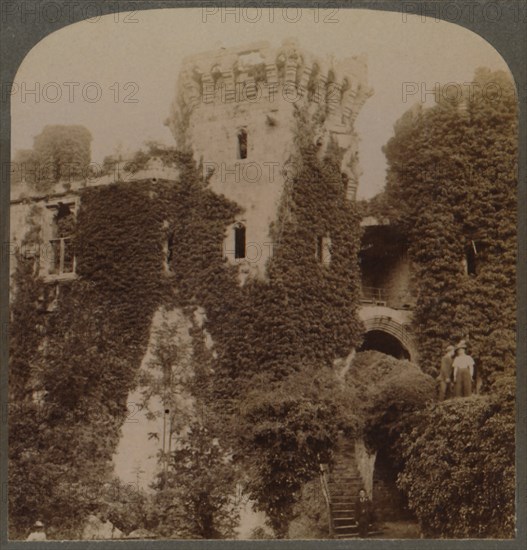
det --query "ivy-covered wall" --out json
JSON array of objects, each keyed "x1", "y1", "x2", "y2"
[
  {"x1": 380, "y1": 69, "x2": 517, "y2": 386},
  {"x1": 9, "y1": 101, "x2": 366, "y2": 538}
]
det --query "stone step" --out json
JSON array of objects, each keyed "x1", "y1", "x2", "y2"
[{"x1": 333, "y1": 517, "x2": 356, "y2": 525}]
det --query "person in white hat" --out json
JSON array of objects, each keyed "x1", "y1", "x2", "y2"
[
  {"x1": 438, "y1": 344, "x2": 455, "y2": 401},
  {"x1": 27, "y1": 520, "x2": 47, "y2": 541},
  {"x1": 452, "y1": 340, "x2": 475, "y2": 397}
]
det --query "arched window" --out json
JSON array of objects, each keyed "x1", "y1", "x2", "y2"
[
  {"x1": 234, "y1": 223, "x2": 246, "y2": 259},
  {"x1": 237, "y1": 129, "x2": 248, "y2": 160}
]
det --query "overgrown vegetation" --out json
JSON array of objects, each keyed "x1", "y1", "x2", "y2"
[
  {"x1": 396, "y1": 375, "x2": 515, "y2": 538},
  {"x1": 10, "y1": 102, "x2": 366, "y2": 538},
  {"x1": 380, "y1": 69, "x2": 517, "y2": 386},
  {"x1": 12, "y1": 125, "x2": 92, "y2": 192},
  {"x1": 9, "y1": 66, "x2": 517, "y2": 540},
  {"x1": 372, "y1": 68, "x2": 517, "y2": 538}
]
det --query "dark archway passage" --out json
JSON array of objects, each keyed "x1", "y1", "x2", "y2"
[{"x1": 359, "y1": 330, "x2": 410, "y2": 360}]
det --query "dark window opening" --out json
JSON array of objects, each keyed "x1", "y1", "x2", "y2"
[
  {"x1": 315, "y1": 236, "x2": 324, "y2": 261},
  {"x1": 465, "y1": 242, "x2": 477, "y2": 275},
  {"x1": 237, "y1": 129, "x2": 248, "y2": 160},
  {"x1": 234, "y1": 224, "x2": 246, "y2": 259}
]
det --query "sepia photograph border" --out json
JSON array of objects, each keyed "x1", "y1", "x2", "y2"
[{"x1": 0, "y1": 0, "x2": 525, "y2": 548}]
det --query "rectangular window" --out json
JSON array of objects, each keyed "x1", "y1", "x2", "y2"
[
  {"x1": 163, "y1": 231, "x2": 174, "y2": 273},
  {"x1": 234, "y1": 224, "x2": 246, "y2": 259},
  {"x1": 237, "y1": 129, "x2": 248, "y2": 160},
  {"x1": 464, "y1": 241, "x2": 478, "y2": 276},
  {"x1": 43, "y1": 201, "x2": 77, "y2": 280},
  {"x1": 49, "y1": 237, "x2": 75, "y2": 275}
]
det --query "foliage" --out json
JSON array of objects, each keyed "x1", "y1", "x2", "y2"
[
  {"x1": 380, "y1": 69, "x2": 517, "y2": 384},
  {"x1": 8, "y1": 152, "x2": 239, "y2": 538},
  {"x1": 137, "y1": 310, "x2": 194, "y2": 462},
  {"x1": 345, "y1": 351, "x2": 436, "y2": 451},
  {"x1": 10, "y1": 91, "x2": 379, "y2": 540},
  {"x1": 396, "y1": 375, "x2": 515, "y2": 538},
  {"x1": 12, "y1": 125, "x2": 93, "y2": 192},
  {"x1": 148, "y1": 421, "x2": 239, "y2": 539},
  {"x1": 237, "y1": 366, "x2": 350, "y2": 537},
  {"x1": 103, "y1": 478, "x2": 151, "y2": 536},
  {"x1": 287, "y1": 478, "x2": 330, "y2": 539}
]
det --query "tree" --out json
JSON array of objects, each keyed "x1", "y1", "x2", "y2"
[
  {"x1": 138, "y1": 309, "x2": 193, "y2": 481},
  {"x1": 149, "y1": 420, "x2": 239, "y2": 539},
  {"x1": 32, "y1": 125, "x2": 92, "y2": 190}
]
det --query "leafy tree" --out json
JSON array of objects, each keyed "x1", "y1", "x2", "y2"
[
  {"x1": 148, "y1": 420, "x2": 239, "y2": 539},
  {"x1": 103, "y1": 478, "x2": 151, "y2": 535},
  {"x1": 137, "y1": 310, "x2": 193, "y2": 478},
  {"x1": 237, "y1": 365, "x2": 351, "y2": 537},
  {"x1": 33, "y1": 125, "x2": 93, "y2": 188}
]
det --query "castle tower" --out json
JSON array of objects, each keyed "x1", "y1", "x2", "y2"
[{"x1": 166, "y1": 39, "x2": 373, "y2": 279}]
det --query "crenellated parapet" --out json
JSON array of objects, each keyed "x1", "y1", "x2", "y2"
[
  {"x1": 168, "y1": 38, "x2": 373, "y2": 138},
  {"x1": 166, "y1": 39, "x2": 372, "y2": 278}
]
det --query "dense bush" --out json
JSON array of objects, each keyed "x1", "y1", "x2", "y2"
[
  {"x1": 345, "y1": 351, "x2": 436, "y2": 451},
  {"x1": 396, "y1": 375, "x2": 515, "y2": 538}
]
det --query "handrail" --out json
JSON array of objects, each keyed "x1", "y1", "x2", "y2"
[{"x1": 319, "y1": 464, "x2": 334, "y2": 538}]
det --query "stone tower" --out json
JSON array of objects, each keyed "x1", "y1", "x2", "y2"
[{"x1": 167, "y1": 38, "x2": 373, "y2": 278}]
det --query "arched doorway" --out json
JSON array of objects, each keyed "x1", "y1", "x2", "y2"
[
  {"x1": 359, "y1": 305, "x2": 417, "y2": 362},
  {"x1": 359, "y1": 329, "x2": 410, "y2": 360}
]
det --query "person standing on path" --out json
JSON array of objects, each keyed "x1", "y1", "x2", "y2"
[
  {"x1": 453, "y1": 340, "x2": 475, "y2": 397},
  {"x1": 355, "y1": 488, "x2": 373, "y2": 538},
  {"x1": 438, "y1": 344, "x2": 455, "y2": 401}
]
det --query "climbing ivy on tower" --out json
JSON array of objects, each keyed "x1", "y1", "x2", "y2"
[{"x1": 381, "y1": 69, "x2": 517, "y2": 385}]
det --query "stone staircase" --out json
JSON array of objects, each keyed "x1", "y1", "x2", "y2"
[{"x1": 327, "y1": 443, "x2": 382, "y2": 539}]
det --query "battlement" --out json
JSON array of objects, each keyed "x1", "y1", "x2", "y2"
[
  {"x1": 165, "y1": 39, "x2": 373, "y2": 279},
  {"x1": 170, "y1": 38, "x2": 373, "y2": 135}
]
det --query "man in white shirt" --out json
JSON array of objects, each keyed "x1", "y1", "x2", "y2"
[
  {"x1": 27, "y1": 520, "x2": 47, "y2": 541},
  {"x1": 452, "y1": 340, "x2": 475, "y2": 397}
]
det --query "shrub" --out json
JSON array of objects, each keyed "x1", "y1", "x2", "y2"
[{"x1": 396, "y1": 375, "x2": 515, "y2": 538}]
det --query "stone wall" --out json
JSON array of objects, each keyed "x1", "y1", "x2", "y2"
[{"x1": 167, "y1": 38, "x2": 372, "y2": 277}]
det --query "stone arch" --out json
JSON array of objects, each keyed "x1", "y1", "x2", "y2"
[{"x1": 359, "y1": 306, "x2": 417, "y2": 362}]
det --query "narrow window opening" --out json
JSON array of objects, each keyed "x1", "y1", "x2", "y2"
[
  {"x1": 464, "y1": 241, "x2": 477, "y2": 275},
  {"x1": 315, "y1": 235, "x2": 331, "y2": 266},
  {"x1": 237, "y1": 129, "x2": 248, "y2": 160},
  {"x1": 164, "y1": 231, "x2": 174, "y2": 272},
  {"x1": 234, "y1": 223, "x2": 246, "y2": 259}
]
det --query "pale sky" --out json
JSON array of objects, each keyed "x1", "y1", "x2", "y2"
[{"x1": 11, "y1": 7, "x2": 510, "y2": 199}]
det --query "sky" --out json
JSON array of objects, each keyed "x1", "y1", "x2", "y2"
[{"x1": 11, "y1": 7, "x2": 510, "y2": 199}]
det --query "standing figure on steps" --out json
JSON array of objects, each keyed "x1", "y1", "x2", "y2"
[{"x1": 355, "y1": 488, "x2": 373, "y2": 538}]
